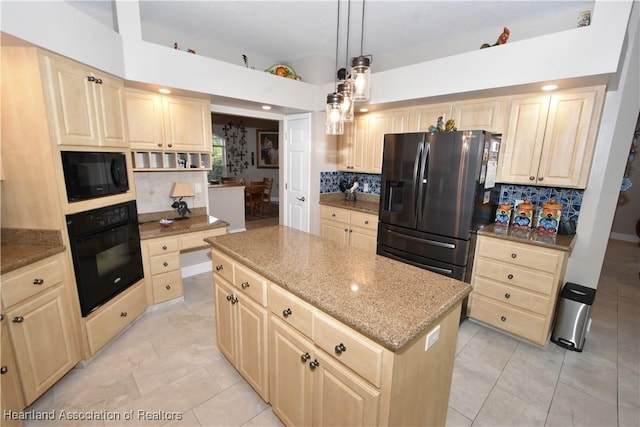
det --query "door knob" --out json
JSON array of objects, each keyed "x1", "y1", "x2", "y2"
[{"x1": 297, "y1": 196, "x2": 306, "y2": 202}]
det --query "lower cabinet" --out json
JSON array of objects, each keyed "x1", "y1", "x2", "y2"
[
  {"x1": 1, "y1": 253, "x2": 79, "y2": 407},
  {"x1": 319, "y1": 205, "x2": 378, "y2": 253},
  {"x1": 1, "y1": 315, "x2": 25, "y2": 425}
]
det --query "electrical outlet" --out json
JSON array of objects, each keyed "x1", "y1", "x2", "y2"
[
  {"x1": 195, "y1": 183, "x2": 202, "y2": 193},
  {"x1": 363, "y1": 182, "x2": 369, "y2": 192},
  {"x1": 425, "y1": 324, "x2": 440, "y2": 351}
]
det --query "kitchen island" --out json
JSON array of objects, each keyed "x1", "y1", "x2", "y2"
[{"x1": 206, "y1": 225, "x2": 470, "y2": 426}]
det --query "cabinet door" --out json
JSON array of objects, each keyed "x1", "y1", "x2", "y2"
[
  {"x1": 93, "y1": 73, "x2": 128, "y2": 147},
  {"x1": 163, "y1": 96, "x2": 211, "y2": 152},
  {"x1": 269, "y1": 317, "x2": 314, "y2": 427},
  {"x1": 452, "y1": 99, "x2": 504, "y2": 133},
  {"x1": 409, "y1": 104, "x2": 453, "y2": 131},
  {"x1": 369, "y1": 109, "x2": 410, "y2": 173},
  {"x1": 125, "y1": 89, "x2": 165, "y2": 150},
  {"x1": 339, "y1": 115, "x2": 368, "y2": 172},
  {"x1": 320, "y1": 220, "x2": 349, "y2": 247},
  {"x1": 235, "y1": 294, "x2": 269, "y2": 401},
  {"x1": 312, "y1": 351, "x2": 380, "y2": 427},
  {"x1": 1, "y1": 319, "x2": 25, "y2": 421},
  {"x1": 497, "y1": 95, "x2": 550, "y2": 185},
  {"x1": 537, "y1": 90, "x2": 597, "y2": 187},
  {"x1": 349, "y1": 227, "x2": 377, "y2": 254},
  {"x1": 44, "y1": 55, "x2": 99, "y2": 146},
  {"x1": 7, "y1": 286, "x2": 78, "y2": 406},
  {"x1": 214, "y1": 279, "x2": 236, "y2": 363}
]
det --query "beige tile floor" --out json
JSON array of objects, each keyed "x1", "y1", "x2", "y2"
[{"x1": 24, "y1": 239, "x2": 638, "y2": 426}]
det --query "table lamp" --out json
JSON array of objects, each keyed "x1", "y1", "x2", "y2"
[{"x1": 170, "y1": 182, "x2": 195, "y2": 219}]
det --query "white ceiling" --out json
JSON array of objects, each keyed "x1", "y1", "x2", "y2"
[{"x1": 70, "y1": 0, "x2": 594, "y2": 84}]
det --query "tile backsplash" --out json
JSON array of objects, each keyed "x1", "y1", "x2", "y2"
[{"x1": 320, "y1": 172, "x2": 583, "y2": 222}]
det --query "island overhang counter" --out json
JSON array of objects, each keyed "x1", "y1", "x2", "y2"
[{"x1": 205, "y1": 225, "x2": 471, "y2": 352}]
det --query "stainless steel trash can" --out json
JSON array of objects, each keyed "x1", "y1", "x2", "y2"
[{"x1": 551, "y1": 283, "x2": 596, "y2": 351}]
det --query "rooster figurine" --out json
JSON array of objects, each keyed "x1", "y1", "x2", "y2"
[{"x1": 480, "y1": 27, "x2": 510, "y2": 49}]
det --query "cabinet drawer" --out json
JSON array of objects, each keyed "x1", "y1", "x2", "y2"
[
  {"x1": 151, "y1": 270, "x2": 183, "y2": 303},
  {"x1": 269, "y1": 283, "x2": 314, "y2": 338},
  {"x1": 2, "y1": 255, "x2": 64, "y2": 308},
  {"x1": 472, "y1": 276, "x2": 551, "y2": 316},
  {"x1": 313, "y1": 311, "x2": 384, "y2": 388},
  {"x1": 147, "y1": 237, "x2": 180, "y2": 256},
  {"x1": 212, "y1": 250, "x2": 234, "y2": 284},
  {"x1": 181, "y1": 228, "x2": 226, "y2": 251},
  {"x1": 468, "y1": 294, "x2": 546, "y2": 344},
  {"x1": 149, "y1": 252, "x2": 181, "y2": 275},
  {"x1": 477, "y1": 237, "x2": 561, "y2": 273},
  {"x1": 320, "y1": 206, "x2": 349, "y2": 223},
  {"x1": 474, "y1": 258, "x2": 555, "y2": 295},
  {"x1": 85, "y1": 281, "x2": 146, "y2": 355},
  {"x1": 350, "y1": 211, "x2": 377, "y2": 231},
  {"x1": 235, "y1": 263, "x2": 267, "y2": 306}
]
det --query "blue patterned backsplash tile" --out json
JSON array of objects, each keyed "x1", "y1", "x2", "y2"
[
  {"x1": 320, "y1": 172, "x2": 582, "y2": 222},
  {"x1": 320, "y1": 171, "x2": 381, "y2": 195},
  {"x1": 498, "y1": 184, "x2": 583, "y2": 221}
]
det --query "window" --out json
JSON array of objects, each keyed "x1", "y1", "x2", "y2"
[{"x1": 209, "y1": 134, "x2": 227, "y2": 182}]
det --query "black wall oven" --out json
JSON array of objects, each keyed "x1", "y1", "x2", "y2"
[
  {"x1": 66, "y1": 201, "x2": 144, "y2": 317},
  {"x1": 61, "y1": 151, "x2": 129, "y2": 202}
]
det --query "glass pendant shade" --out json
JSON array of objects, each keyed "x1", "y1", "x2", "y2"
[
  {"x1": 351, "y1": 55, "x2": 370, "y2": 101},
  {"x1": 325, "y1": 92, "x2": 344, "y2": 135},
  {"x1": 337, "y1": 82, "x2": 354, "y2": 122}
]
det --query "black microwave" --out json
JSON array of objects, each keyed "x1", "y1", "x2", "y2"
[{"x1": 61, "y1": 151, "x2": 129, "y2": 202}]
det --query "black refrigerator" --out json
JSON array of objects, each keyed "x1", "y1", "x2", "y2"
[{"x1": 377, "y1": 130, "x2": 501, "y2": 283}]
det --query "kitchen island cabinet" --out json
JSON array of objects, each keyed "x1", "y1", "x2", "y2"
[
  {"x1": 319, "y1": 205, "x2": 378, "y2": 253},
  {"x1": 206, "y1": 225, "x2": 470, "y2": 426}
]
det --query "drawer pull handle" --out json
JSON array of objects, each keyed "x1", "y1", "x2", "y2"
[
  {"x1": 500, "y1": 316, "x2": 507, "y2": 322},
  {"x1": 33, "y1": 278, "x2": 44, "y2": 285},
  {"x1": 538, "y1": 177, "x2": 544, "y2": 182},
  {"x1": 504, "y1": 293, "x2": 511, "y2": 299},
  {"x1": 162, "y1": 245, "x2": 168, "y2": 250},
  {"x1": 120, "y1": 312, "x2": 128, "y2": 317},
  {"x1": 334, "y1": 343, "x2": 347, "y2": 354},
  {"x1": 507, "y1": 274, "x2": 514, "y2": 280},
  {"x1": 511, "y1": 253, "x2": 517, "y2": 259},
  {"x1": 226, "y1": 295, "x2": 238, "y2": 304},
  {"x1": 12, "y1": 316, "x2": 24, "y2": 323},
  {"x1": 167, "y1": 143, "x2": 173, "y2": 148},
  {"x1": 332, "y1": 213, "x2": 336, "y2": 217},
  {"x1": 166, "y1": 285, "x2": 171, "y2": 290},
  {"x1": 163, "y1": 262, "x2": 169, "y2": 267},
  {"x1": 529, "y1": 176, "x2": 535, "y2": 181},
  {"x1": 300, "y1": 352, "x2": 311, "y2": 362},
  {"x1": 282, "y1": 308, "x2": 292, "y2": 318},
  {"x1": 157, "y1": 143, "x2": 163, "y2": 148},
  {"x1": 241, "y1": 281, "x2": 250, "y2": 289},
  {"x1": 309, "y1": 360, "x2": 320, "y2": 370},
  {"x1": 0, "y1": 366, "x2": 7, "y2": 375},
  {"x1": 364, "y1": 220, "x2": 369, "y2": 224},
  {"x1": 215, "y1": 265, "x2": 223, "y2": 271}
]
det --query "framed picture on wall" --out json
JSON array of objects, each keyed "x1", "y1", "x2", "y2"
[{"x1": 257, "y1": 130, "x2": 279, "y2": 168}]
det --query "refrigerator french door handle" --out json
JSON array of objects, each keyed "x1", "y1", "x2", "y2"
[
  {"x1": 416, "y1": 142, "x2": 430, "y2": 221},
  {"x1": 383, "y1": 228, "x2": 456, "y2": 249}
]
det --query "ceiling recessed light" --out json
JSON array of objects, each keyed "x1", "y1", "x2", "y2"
[
  {"x1": 541, "y1": 84, "x2": 558, "y2": 91},
  {"x1": 158, "y1": 88, "x2": 171, "y2": 94},
  {"x1": 359, "y1": 107, "x2": 369, "y2": 112},
  {"x1": 261, "y1": 105, "x2": 272, "y2": 110}
]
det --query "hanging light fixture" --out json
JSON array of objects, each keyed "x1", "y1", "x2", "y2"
[
  {"x1": 326, "y1": 0, "x2": 344, "y2": 135},
  {"x1": 338, "y1": 0, "x2": 354, "y2": 122},
  {"x1": 351, "y1": 0, "x2": 371, "y2": 101}
]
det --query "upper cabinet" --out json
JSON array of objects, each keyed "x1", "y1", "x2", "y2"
[
  {"x1": 41, "y1": 52, "x2": 128, "y2": 148},
  {"x1": 497, "y1": 86, "x2": 604, "y2": 188},
  {"x1": 409, "y1": 104, "x2": 453, "y2": 132},
  {"x1": 452, "y1": 98, "x2": 505, "y2": 133},
  {"x1": 125, "y1": 89, "x2": 212, "y2": 153},
  {"x1": 338, "y1": 108, "x2": 409, "y2": 174}
]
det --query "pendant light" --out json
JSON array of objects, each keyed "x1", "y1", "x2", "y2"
[
  {"x1": 326, "y1": 0, "x2": 344, "y2": 135},
  {"x1": 338, "y1": 0, "x2": 354, "y2": 122},
  {"x1": 351, "y1": 0, "x2": 370, "y2": 101}
]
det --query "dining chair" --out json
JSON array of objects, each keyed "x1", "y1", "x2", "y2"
[
  {"x1": 245, "y1": 181, "x2": 265, "y2": 216},
  {"x1": 262, "y1": 177, "x2": 274, "y2": 208}
]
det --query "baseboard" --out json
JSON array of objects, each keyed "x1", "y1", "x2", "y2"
[
  {"x1": 610, "y1": 232, "x2": 640, "y2": 243},
  {"x1": 181, "y1": 261, "x2": 212, "y2": 278}
]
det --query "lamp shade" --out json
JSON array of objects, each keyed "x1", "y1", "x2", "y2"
[
  {"x1": 351, "y1": 55, "x2": 371, "y2": 101},
  {"x1": 325, "y1": 92, "x2": 344, "y2": 135},
  {"x1": 170, "y1": 182, "x2": 195, "y2": 198}
]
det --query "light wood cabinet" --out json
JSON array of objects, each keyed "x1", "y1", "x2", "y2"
[
  {"x1": 338, "y1": 108, "x2": 409, "y2": 173},
  {"x1": 1, "y1": 253, "x2": 79, "y2": 406},
  {"x1": 409, "y1": 103, "x2": 454, "y2": 131},
  {"x1": 125, "y1": 89, "x2": 212, "y2": 152},
  {"x1": 212, "y1": 251, "x2": 269, "y2": 401},
  {"x1": 497, "y1": 86, "x2": 604, "y2": 188},
  {"x1": 452, "y1": 98, "x2": 505, "y2": 133},
  {"x1": 319, "y1": 205, "x2": 378, "y2": 253},
  {"x1": 468, "y1": 235, "x2": 568, "y2": 345},
  {"x1": 41, "y1": 52, "x2": 128, "y2": 148},
  {"x1": 1, "y1": 315, "x2": 24, "y2": 426},
  {"x1": 142, "y1": 236, "x2": 183, "y2": 304}
]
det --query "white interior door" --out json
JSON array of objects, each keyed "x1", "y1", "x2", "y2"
[{"x1": 283, "y1": 113, "x2": 311, "y2": 232}]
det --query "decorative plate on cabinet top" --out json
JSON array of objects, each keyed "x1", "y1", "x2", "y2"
[
  {"x1": 159, "y1": 219, "x2": 174, "y2": 227},
  {"x1": 265, "y1": 64, "x2": 301, "y2": 80}
]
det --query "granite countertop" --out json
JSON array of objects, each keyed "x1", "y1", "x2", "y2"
[
  {"x1": 478, "y1": 224, "x2": 576, "y2": 252},
  {"x1": 206, "y1": 225, "x2": 471, "y2": 352},
  {"x1": 319, "y1": 193, "x2": 380, "y2": 215},
  {"x1": 138, "y1": 214, "x2": 229, "y2": 240},
  {"x1": 1, "y1": 229, "x2": 66, "y2": 274}
]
